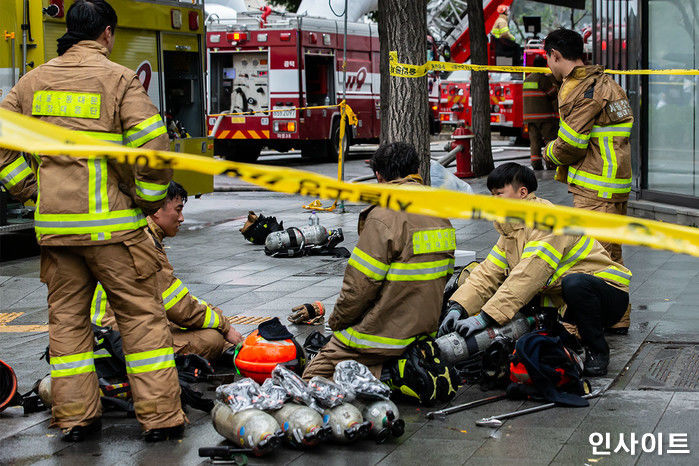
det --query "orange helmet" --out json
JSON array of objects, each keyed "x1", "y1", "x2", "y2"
[
  {"x1": 497, "y1": 5, "x2": 509, "y2": 14},
  {"x1": 234, "y1": 330, "x2": 305, "y2": 384}
]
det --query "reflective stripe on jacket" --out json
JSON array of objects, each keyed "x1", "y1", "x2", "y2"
[
  {"x1": 522, "y1": 73, "x2": 559, "y2": 122},
  {"x1": 90, "y1": 217, "x2": 230, "y2": 336},
  {"x1": 544, "y1": 65, "x2": 633, "y2": 202},
  {"x1": 450, "y1": 194, "x2": 631, "y2": 325},
  {"x1": 0, "y1": 41, "x2": 171, "y2": 245},
  {"x1": 329, "y1": 176, "x2": 455, "y2": 355},
  {"x1": 491, "y1": 15, "x2": 515, "y2": 41}
]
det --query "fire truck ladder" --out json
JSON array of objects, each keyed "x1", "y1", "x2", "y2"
[{"x1": 426, "y1": 0, "x2": 513, "y2": 64}]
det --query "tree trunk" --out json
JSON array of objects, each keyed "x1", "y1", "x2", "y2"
[
  {"x1": 378, "y1": 0, "x2": 431, "y2": 184},
  {"x1": 466, "y1": 0, "x2": 494, "y2": 176}
]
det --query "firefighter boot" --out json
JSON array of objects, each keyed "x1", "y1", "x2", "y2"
[
  {"x1": 606, "y1": 304, "x2": 630, "y2": 335},
  {"x1": 583, "y1": 350, "x2": 609, "y2": 377},
  {"x1": 61, "y1": 419, "x2": 102, "y2": 442},
  {"x1": 531, "y1": 157, "x2": 544, "y2": 170},
  {"x1": 144, "y1": 423, "x2": 185, "y2": 442}
]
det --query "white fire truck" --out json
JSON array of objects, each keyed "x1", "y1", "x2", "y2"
[{"x1": 206, "y1": 11, "x2": 441, "y2": 162}]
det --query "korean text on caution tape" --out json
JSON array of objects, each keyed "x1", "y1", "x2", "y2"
[
  {"x1": 388, "y1": 51, "x2": 699, "y2": 78},
  {"x1": 0, "y1": 107, "x2": 698, "y2": 258}
]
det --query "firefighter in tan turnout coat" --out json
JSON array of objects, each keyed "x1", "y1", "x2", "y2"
[
  {"x1": 91, "y1": 182, "x2": 243, "y2": 361},
  {"x1": 303, "y1": 143, "x2": 456, "y2": 381},
  {"x1": 440, "y1": 164, "x2": 631, "y2": 377},
  {"x1": 523, "y1": 55, "x2": 559, "y2": 170},
  {"x1": 0, "y1": 1, "x2": 184, "y2": 442}
]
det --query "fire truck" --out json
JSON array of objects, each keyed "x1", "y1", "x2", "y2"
[
  {"x1": 205, "y1": 11, "x2": 441, "y2": 162},
  {"x1": 0, "y1": 0, "x2": 211, "y2": 235}
]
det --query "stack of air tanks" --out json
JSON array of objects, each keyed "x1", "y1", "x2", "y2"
[{"x1": 211, "y1": 362, "x2": 405, "y2": 456}]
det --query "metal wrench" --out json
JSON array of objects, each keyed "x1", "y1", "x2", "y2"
[
  {"x1": 426, "y1": 394, "x2": 508, "y2": 419},
  {"x1": 475, "y1": 388, "x2": 604, "y2": 428}
]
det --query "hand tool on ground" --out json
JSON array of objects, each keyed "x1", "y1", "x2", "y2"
[
  {"x1": 198, "y1": 446, "x2": 252, "y2": 464},
  {"x1": 475, "y1": 387, "x2": 603, "y2": 427},
  {"x1": 425, "y1": 393, "x2": 507, "y2": 420}
]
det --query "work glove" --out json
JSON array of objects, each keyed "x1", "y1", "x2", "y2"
[
  {"x1": 288, "y1": 301, "x2": 325, "y2": 325},
  {"x1": 438, "y1": 302, "x2": 466, "y2": 337},
  {"x1": 454, "y1": 312, "x2": 493, "y2": 339}
]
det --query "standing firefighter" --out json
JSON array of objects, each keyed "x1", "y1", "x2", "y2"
[
  {"x1": 543, "y1": 28, "x2": 633, "y2": 333},
  {"x1": 303, "y1": 143, "x2": 456, "y2": 381},
  {"x1": 523, "y1": 55, "x2": 559, "y2": 170},
  {"x1": 0, "y1": 1, "x2": 185, "y2": 441}
]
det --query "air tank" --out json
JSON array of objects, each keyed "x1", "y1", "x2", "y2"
[
  {"x1": 271, "y1": 402, "x2": 331, "y2": 448},
  {"x1": 436, "y1": 313, "x2": 541, "y2": 365},
  {"x1": 322, "y1": 403, "x2": 371, "y2": 443},
  {"x1": 211, "y1": 403, "x2": 283, "y2": 455},
  {"x1": 37, "y1": 375, "x2": 52, "y2": 407},
  {"x1": 353, "y1": 399, "x2": 405, "y2": 442}
]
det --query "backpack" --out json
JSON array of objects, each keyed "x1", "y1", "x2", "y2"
[{"x1": 507, "y1": 330, "x2": 590, "y2": 407}]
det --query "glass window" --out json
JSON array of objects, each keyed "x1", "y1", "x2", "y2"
[{"x1": 646, "y1": 0, "x2": 698, "y2": 196}]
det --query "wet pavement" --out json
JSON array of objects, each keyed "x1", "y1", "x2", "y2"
[{"x1": 0, "y1": 145, "x2": 697, "y2": 465}]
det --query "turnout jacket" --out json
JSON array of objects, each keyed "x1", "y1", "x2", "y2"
[
  {"x1": 329, "y1": 176, "x2": 455, "y2": 356},
  {"x1": 91, "y1": 217, "x2": 230, "y2": 336},
  {"x1": 491, "y1": 14, "x2": 515, "y2": 41},
  {"x1": 450, "y1": 194, "x2": 631, "y2": 325},
  {"x1": 544, "y1": 65, "x2": 633, "y2": 203},
  {"x1": 0, "y1": 41, "x2": 170, "y2": 245},
  {"x1": 523, "y1": 72, "x2": 558, "y2": 122}
]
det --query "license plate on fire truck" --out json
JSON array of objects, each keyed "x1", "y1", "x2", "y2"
[{"x1": 273, "y1": 107, "x2": 296, "y2": 119}]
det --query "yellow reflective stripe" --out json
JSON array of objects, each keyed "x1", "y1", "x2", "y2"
[
  {"x1": 202, "y1": 304, "x2": 220, "y2": 329},
  {"x1": 348, "y1": 247, "x2": 389, "y2": 281},
  {"x1": 486, "y1": 245, "x2": 508, "y2": 269},
  {"x1": 522, "y1": 241, "x2": 562, "y2": 269},
  {"x1": 412, "y1": 228, "x2": 456, "y2": 254},
  {"x1": 598, "y1": 134, "x2": 615, "y2": 199},
  {"x1": 590, "y1": 123, "x2": 632, "y2": 137},
  {"x1": 76, "y1": 130, "x2": 124, "y2": 144},
  {"x1": 32, "y1": 91, "x2": 101, "y2": 119},
  {"x1": 50, "y1": 351, "x2": 95, "y2": 377},
  {"x1": 124, "y1": 347, "x2": 175, "y2": 374},
  {"x1": 545, "y1": 141, "x2": 562, "y2": 165},
  {"x1": 124, "y1": 114, "x2": 166, "y2": 147},
  {"x1": 90, "y1": 284, "x2": 108, "y2": 326},
  {"x1": 34, "y1": 208, "x2": 146, "y2": 235},
  {"x1": 386, "y1": 258, "x2": 454, "y2": 281},
  {"x1": 558, "y1": 120, "x2": 590, "y2": 149},
  {"x1": 523, "y1": 81, "x2": 539, "y2": 89},
  {"x1": 595, "y1": 266, "x2": 632, "y2": 286},
  {"x1": 162, "y1": 279, "x2": 189, "y2": 310},
  {"x1": 549, "y1": 236, "x2": 593, "y2": 284},
  {"x1": 88, "y1": 157, "x2": 110, "y2": 240},
  {"x1": 0, "y1": 157, "x2": 32, "y2": 188},
  {"x1": 567, "y1": 167, "x2": 632, "y2": 194},
  {"x1": 335, "y1": 327, "x2": 415, "y2": 350},
  {"x1": 135, "y1": 179, "x2": 168, "y2": 202}
]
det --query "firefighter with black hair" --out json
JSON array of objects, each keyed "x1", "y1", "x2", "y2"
[
  {"x1": 302, "y1": 143, "x2": 456, "y2": 388},
  {"x1": 441, "y1": 163, "x2": 631, "y2": 377}
]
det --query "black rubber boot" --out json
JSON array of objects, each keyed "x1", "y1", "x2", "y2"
[
  {"x1": 583, "y1": 351, "x2": 609, "y2": 377},
  {"x1": 144, "y1": 424, "x2": 184, "y2": 443},
  {"x1": 61, "y1": 419, "x2": 102, "y2": 442}
]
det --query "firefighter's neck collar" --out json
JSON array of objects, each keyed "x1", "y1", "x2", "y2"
[
  {"x1": 493, "y1": 193, "x2": 539, "y2": 235},
  {"x1": 146, "y1": 216, "x2": 166, "y2": 243},
  {"x1": 388, "y1": 174, "x2": 423, "y2": 185},
  {"x1": 70, "y1": 40, "x2": 110, "y2": 58}
]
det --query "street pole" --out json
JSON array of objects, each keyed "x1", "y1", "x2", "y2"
[{"x1": 339, "y1": 0, "x2": 348, "y2": 213}]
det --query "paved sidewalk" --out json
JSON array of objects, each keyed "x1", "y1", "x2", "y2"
[{"x1": 0, "y1": 156, "x2": 697, "y2": 465}]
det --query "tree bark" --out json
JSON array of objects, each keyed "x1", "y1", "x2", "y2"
[
  {"x1": 378, "y1": 0, "x2": 431, "y2": 184},
  {"x1": 466, "y1": 0, "x2": 494, "y2": 176}
]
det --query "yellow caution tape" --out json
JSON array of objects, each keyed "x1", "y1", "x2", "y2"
[
  {"x1": 388, "y1": 51, "x2": 699, "y2": 77},
  {"x1": 1, "y1": 107, "x2": 698, "y2": 257}
]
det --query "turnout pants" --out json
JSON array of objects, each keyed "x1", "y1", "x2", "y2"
[
  {"x1": 528, "y1": 120, "x2": 558, "y2": 169},
  {"x1": 170, "y1": 327, "x2": 232, "y2": 362},
  {"x1": 42, "y1": 236, "x2": 184, "y2": 431},
  {"x1": 561, "y1": 273, "x2": 628, "y2": 355},
  {"x1": 302, "y1": 336, "x2": 391, "y2": 381}
]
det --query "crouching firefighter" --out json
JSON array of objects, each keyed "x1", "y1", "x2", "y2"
[
  {"x1": 302, "y1": 142, "x2": 458, "y2": 401},
  {"x1": 440, "y1": 163, "x2": 631, "y2": 377},
  {"x1": 91, "y1": 182, "x2": 243, "y2": 363}
]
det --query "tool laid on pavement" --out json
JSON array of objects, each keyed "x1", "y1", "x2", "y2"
[
  {"x1": 475, "y1": 387, "x2": 604, "y2": 428},
  {"x1": 198, "y1": 446, "x2": 252, "y2": 464},
  {"x1": 264, "y1": 212, "x2": 348, "y2": 258},
  {"x1": 425, "y1": 393, "x2": 508, "y2": 420}
]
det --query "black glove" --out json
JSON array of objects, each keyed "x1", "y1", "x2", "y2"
[
  {"x1": 175, "y1": 353, "x2": 214, "y2": 383},
  {"x1": 180, "y1": 380, "x2": 214, "y2": 413},
  {"x1": 453, "y1": 312, "x2": 495, "y2": 339},
  {"x1": 438, "y1": 302, "x2": 466, "y2": 337}
]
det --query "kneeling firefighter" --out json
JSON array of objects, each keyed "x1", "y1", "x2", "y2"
[{"x1": 302, "y1": 142, "x2": 459, "y2": 404}]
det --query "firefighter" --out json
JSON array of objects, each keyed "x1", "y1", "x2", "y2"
[
  {"x1": 91, "y1": 182, "x2": 244, "y2": 362},
  {"x1": 0, "y1": 1, "x2": 185, "y2": 442},
  {"x1": 523, "y1": 55, "x2": 559, "y2": 170},
  {"x1": 302, "y1": 142, "x2": 456, "y2": 381},
  {"x1": 491, "y1": 5, "x2": 516, "y2": 42},
  {"x1": 542, "y1": 28, "x2": 633, "y2": 333},
  {"x1": 439, "y1": 163, "x2": 631, "y2": 376}
]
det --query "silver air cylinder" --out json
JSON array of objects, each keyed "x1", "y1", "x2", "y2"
[
  {"x1": 353, "y1": 399, "x2": 405, "y2": 441},
  {"x1": 264, "y1": 225, "x2": 330, "y2": 255},
  {"x1": 436, "y1": 313, "x2": 537, "y2": 365},
  {"x1": 322, "y1": 403, "x2": 371, "y2": 443},
  {"x1": 211, "y1": 402, "x2": 282, "y2": 454},
  {"x1": 271, "y1": 402, "x2": 330, "y2": 447}
]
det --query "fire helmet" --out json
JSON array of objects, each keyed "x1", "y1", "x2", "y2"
[
  {"x1": 235, "y1": 330, "x2": 306, "y2": 384},
  {"x1": 497, "y1": 5, "x2": 510, "y2": 14}
]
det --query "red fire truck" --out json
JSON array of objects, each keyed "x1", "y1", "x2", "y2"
[{"x1": 206, "y1": 12, "x2": 441, "y2": 162}]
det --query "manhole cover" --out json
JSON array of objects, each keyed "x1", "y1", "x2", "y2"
[{"x1": 617, "y1": 343, "x2": 699, "y2": 392}]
